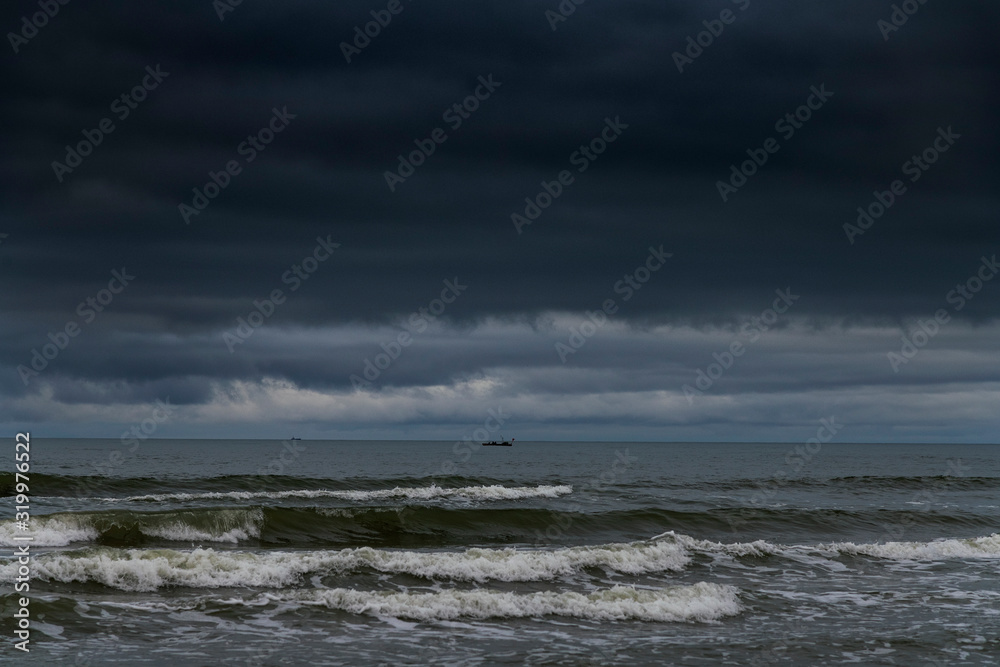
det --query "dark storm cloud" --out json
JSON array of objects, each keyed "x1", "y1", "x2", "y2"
[{"x1": 1, "y1": 1, "x2": 998, "y2": 437}]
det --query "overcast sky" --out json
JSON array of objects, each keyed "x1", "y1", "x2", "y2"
[{"x1": 1, "y1": 0, "x2": 998, "y2": 442}]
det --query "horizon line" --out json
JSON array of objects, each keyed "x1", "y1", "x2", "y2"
[{"x1": 9, "y1": 436, "x2": 999, "y2": 445}]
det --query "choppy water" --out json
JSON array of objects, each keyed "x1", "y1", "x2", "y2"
[{"x1": 2, "y1": 439, "x2": 998, "y2": 665}]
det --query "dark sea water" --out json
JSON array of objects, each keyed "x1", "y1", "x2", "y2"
[{"x1": 2, "y1": 439, "x2": 999, "y2": 666}]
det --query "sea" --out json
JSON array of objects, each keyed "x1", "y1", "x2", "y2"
[{"x1": 1, "y1": 439, "x2": 998, "y2": 666}]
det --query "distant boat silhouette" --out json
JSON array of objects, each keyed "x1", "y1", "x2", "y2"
[
  {"x1": 482, "y1": 436, "x2": 514, "y2": 447},
  {"x1": 289, "y1": 437, "x2": 302, "y2": 441}
]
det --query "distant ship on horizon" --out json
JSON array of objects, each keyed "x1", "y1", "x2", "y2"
[{"x1": 482, "y1": 436, "x2": 514, "y2": 446}]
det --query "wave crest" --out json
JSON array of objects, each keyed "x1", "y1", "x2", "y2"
[
  {"x1": 256, "y1": 583, "x2": 741, "y2": 622},
  {"x1": 1, "y1": 538, "x2": 690, "y2": 591},
  {"x1": 117, "y1": 484, "x2": 573, "y2": 503}
]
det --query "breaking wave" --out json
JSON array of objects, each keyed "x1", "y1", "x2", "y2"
[
  {"x1": 245, "y1": 583, "x2": 742, "y2": 623},
  {"x1": 0, "y1": 472, "x2": 553, "y2": 499},
  {"x1": 0, "y1": 508, "x2": 263, "y2": 547},
  {"x1": 115, "y1": 484, "x2": 572, "y2": 503},
  {"x1": 660, "y1": 530, "x2": 1000, "y2": 561},
  {"x1": 2, "y1": 538, "x2": 689, "y2": 591},
  {"x1": 5, "y1": 532, "x2": 998, "y2": 593},
  {"x1": 5, "y1": 502, "x2": 999, "y2": 550}
]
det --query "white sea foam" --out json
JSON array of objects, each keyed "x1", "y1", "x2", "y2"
[
  {"x1": 652, "y1": 531, "x2": 782, "y2": 558},
  {"x1": 0, "y1": 539, "x2": 690, "y2": 591},
  {"x1": 0, "y1": 515, "x2": 99, "y2": 547},
  {"x1": 0, "y1": 508, "x2": 264, "y2": 548},
  {"x1": 113, "y1": 484, "x2": 573, "y2": 503},
  {"x1": 140, "y1": 521, "x2": 261, "y2": 544},
  {"x1": 260, "y1": 582, "x2": 742, "y2": 622},
  {"x1": 656, "y1": 530, "x2": 1000, "y2": 561},
  {"x1": 67, "y1": 583, "x2": 743, "y2": 624},
  {"x1": 821, "y1": 533, "x2": 1000, "y2": 560},
  {"x1": 6, "y1": 527, "x2": 996, "y2": 592}
]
